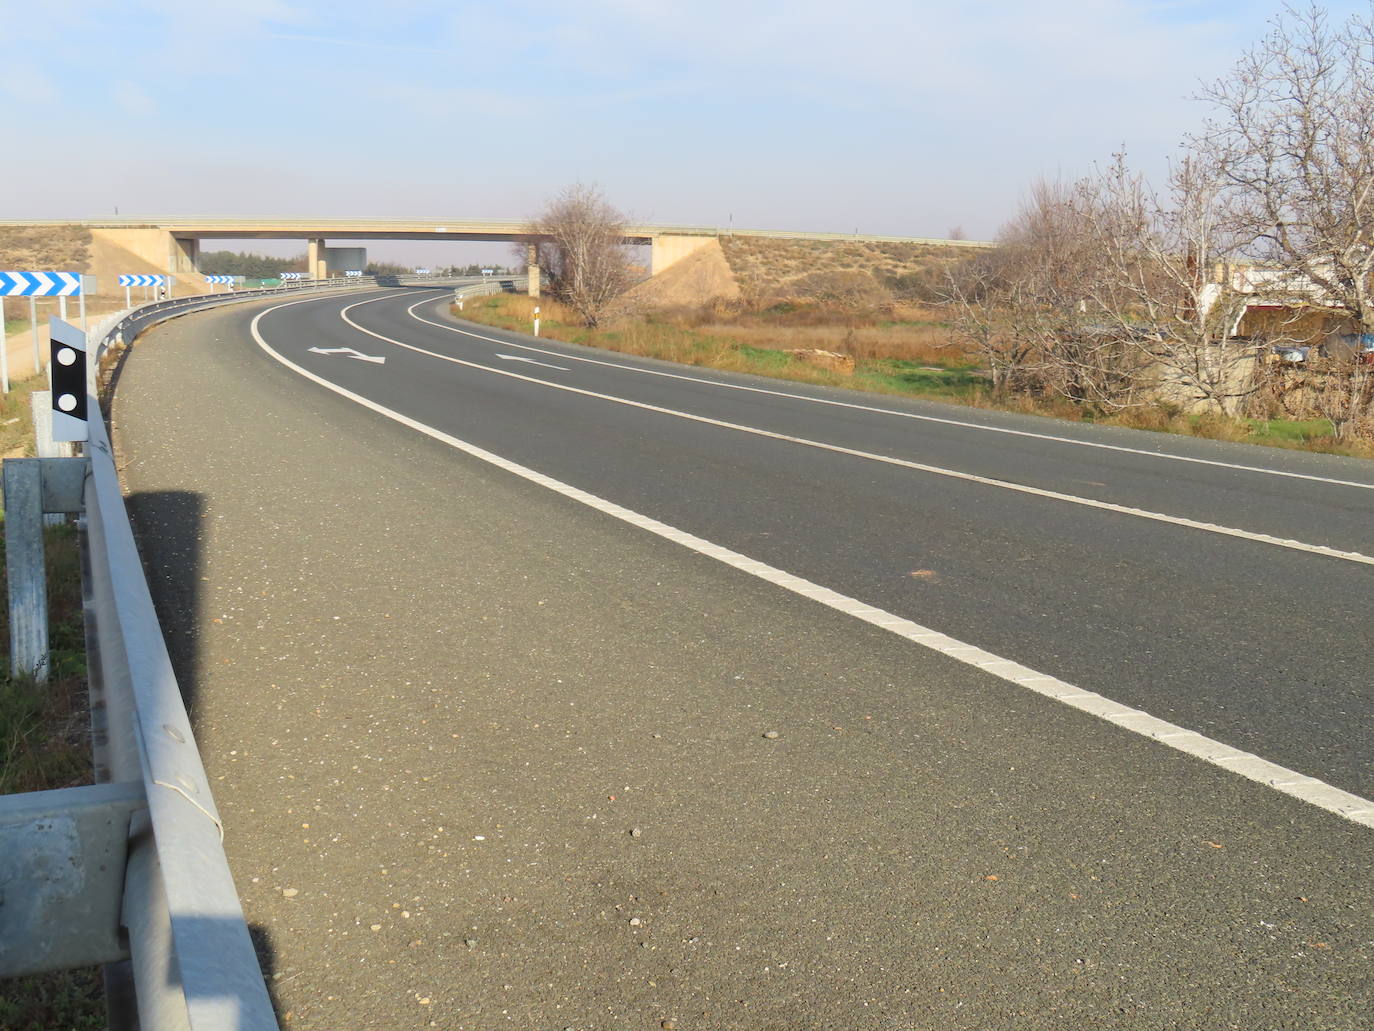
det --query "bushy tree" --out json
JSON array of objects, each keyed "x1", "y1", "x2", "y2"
[{"x1": 530, "y1": 183, "x2": 632, "y2": 327}]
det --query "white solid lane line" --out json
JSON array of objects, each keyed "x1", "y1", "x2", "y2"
[
  {"x1": 495, "y1": 353, "x2": 568, "y2": 370},
  {"x1": 249, "y1": 294, "x2": 1374, "y2": 829},
  {"x1": 401, "y1": 295, "x2": 1374, "y2": 493},
  {"x1": 337, "y1": 293, "x2": 1374, "y2": 567}
]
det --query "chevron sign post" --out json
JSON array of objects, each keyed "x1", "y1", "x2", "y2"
[
  {"x1": 0, "y1": 272, "x2": 91, "y2": 388},
  {"x1": 344, "y1": 270, "x2": 363, "y2": 278},
  {"x1": 280, "y1": 272, "x2": 306, "y2": 281},
  {"x1": 415, "y1": 268, "x2": 430, "y2": 275},
  {"x1": 117, "y1": 273, "x2": 166, "y2": 307},
  {"x1": 204, "y1": 275, "x2": 236, "y2": 293},
  {"x1": 0, "y1": 271, "x2": 84, "y2": 297}
]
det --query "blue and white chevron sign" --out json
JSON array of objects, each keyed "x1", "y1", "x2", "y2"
[
  {"x1": 117, "y1": 274, "x2": 166, "y2": 287},
  {"x1": 280, "y1": 272, "x2": 306, "y2": 281},
  {"x1": 0, "y1": 271, "x2": 84, "y2": 296},
  {"x1": 344, "y1": 270, "x2": 364, "y2": 278},
  {"x1": 414, "y1": 268, "x2": 430, "y2": 274},
  {"x1": 204, "y1": 275, "x2": 235, "y2": 284}
]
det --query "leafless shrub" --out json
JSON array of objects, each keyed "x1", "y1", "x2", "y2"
[
  {"x1": 1074, "y1": 154, "x2": 1262, "y2": 415},
  {"x1": 780, "y1": 270, "x2": 891, "y2": 311},
  {"x1": 943, "y1": 178, "x2": 1150, "y2": 408},
  {"x1": 528, "y1": 183, "x2": 633, "y2": 328}
]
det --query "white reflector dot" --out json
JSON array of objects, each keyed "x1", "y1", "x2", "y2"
[
  {"x1": 57, "y1": 347, "x2": 77, "y2": 366},
  {"x1": 57, "y1": 393, "x2": 77, "y2": 412}
]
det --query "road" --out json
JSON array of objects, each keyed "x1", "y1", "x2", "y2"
[
  {"x1": 270, "y1": 286, "x2": 1374, "y2": 802},
  {"x1": 112, "y1": 287, "x2": 1374, "y2": 1029}
]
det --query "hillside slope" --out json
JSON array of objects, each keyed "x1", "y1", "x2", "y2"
[{"x1": 720, "y1": 236, "x2": 975, "y2": 305}]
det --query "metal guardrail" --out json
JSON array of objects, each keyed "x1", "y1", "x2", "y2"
[{"x1": 0, "y1": 274, "x2": 495, "y2": 1030}]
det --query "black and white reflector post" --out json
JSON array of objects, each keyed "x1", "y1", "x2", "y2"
[{"x1": 49, "y1": 317, "x2": 88, "y2": 442}]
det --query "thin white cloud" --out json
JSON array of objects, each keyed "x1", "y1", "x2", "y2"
[
  {"x1": 265, "y1": 31, "x2": 449, "y2": 55},
  {"x1": 0, "y1": 61, "x2": 58, "y2": 104},
  {"x1": 113, "y1": 81, "x2": 158, "y2": 118}
]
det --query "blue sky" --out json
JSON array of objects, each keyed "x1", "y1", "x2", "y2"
[{"x1": 1, "y1": 0, "x2": 1367, "y2": 261}]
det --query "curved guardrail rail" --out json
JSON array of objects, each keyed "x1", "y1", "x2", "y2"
[{"x1": 0, "y1": 275, "x2": 515, "y2": 1030}]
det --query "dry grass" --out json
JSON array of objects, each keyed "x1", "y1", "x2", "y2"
[
  {"x1": 634, "y1": 298, "x2": 966, "y2": 365},
  {"x1": 719, "y1": 236, "x2": 971, "y2": 305},
  {"x1": 0, "y1": 226, "x2": 92, "y2": 272},
  {"x1": 686, "y1": 321, "x2": 958, "y2": 365},
  {"x1": 0, "y1": 369, "x2": 58, "y2": 459},
  {"x1": 454, "y1": 294, "x2": 980, "y2": 402}
]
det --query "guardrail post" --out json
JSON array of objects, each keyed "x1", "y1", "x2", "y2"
[
  {"x1": 121, "y1": 811, "x2": 194, "y2": 1031},
  {"x1": 5, "y1": 458, "x2": 49, "y2": 679}
]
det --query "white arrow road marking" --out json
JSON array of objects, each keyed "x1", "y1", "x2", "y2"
[
  {"x1": 496, "y1": 353, "x2": 568, "y2": 370},
  {"x1": 307, "y1": 346, "x2": 386, "y2": 364}
]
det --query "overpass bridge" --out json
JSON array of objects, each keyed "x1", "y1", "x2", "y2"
[{"x1": 0, "y1": 218, "x2": 989, "y2": 296}]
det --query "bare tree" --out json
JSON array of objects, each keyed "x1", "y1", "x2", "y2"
[
  {"x1": 1075, "y1": 154, "x2": 1261, "y2": 414},
  {"x1": 943, "y1": 251, "x2": 1038, "y2": 395},
  {"x1": 1195, "y1": 3, "x2": 1374, "y2": 334},
  {"x1": 1016, "y1": 179, "x2": 1149, "y2": 410},
  {"x1": 529, "y1": 183, "x2": 632, "y2": 327}
]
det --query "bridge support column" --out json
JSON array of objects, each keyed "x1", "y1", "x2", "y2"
[
  {"x1": 170, "y1": 236, "x2": 199, "y2": 274},
  {"x1": 526, "y1": 243, "x2": 540, "y2": 298},
  {"x1": 308, "y1": 239, "x2": 327, "y2": 281}
]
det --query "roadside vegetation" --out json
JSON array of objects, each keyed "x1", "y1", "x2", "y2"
[
  {"x1": 1, "y1": 370, "x2": 59, "y2": 459},
  {"x1": 941, "y1": 4, "x2": 1374, "y2": 446},
  {"x1": 0, "y1": 369, "x2": 104, "y2": 1030},
  {"x1": 199, "y1": 250, "x2": 305, "y2": 278},
  {"x1": 454, "y1": 289, "x2": 1372, "y2": 458}
]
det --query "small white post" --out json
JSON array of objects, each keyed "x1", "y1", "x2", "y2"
[
  {"x1": 533, "y1": 306, "x2": 540, "y2": 337},
  {"x1": 79, "y1": 290, "x2": 86, "y2": 334},
  {"x1": 124, "y1": 284, "x2": 131, "y2": 308},
  {"x1": 29, "y1": 296, "x2": 38, "y2": 372},
  {"x1": 58, "y1": 296, "x2": 67, "y2": 322},
  {"x1": 0, "y1": 297, "x2": 8, "y2": 394}
]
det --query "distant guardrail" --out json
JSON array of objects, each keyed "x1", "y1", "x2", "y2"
[{"x1": 0, "y1": 273, "x2": 496, "y2": 1030}]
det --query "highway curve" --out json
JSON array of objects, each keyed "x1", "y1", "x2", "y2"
[{"x1": 111, "y1": 287, "x2": 1373, "y2": 1029}]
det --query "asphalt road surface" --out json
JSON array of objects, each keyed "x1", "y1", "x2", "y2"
[{"x1": 112, "y1": 288, "x2": 1373, "y2": 1029}]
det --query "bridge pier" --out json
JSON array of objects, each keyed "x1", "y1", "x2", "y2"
[
  {"x1": 308, "y1": 239, "x2": 327, "y2": 281},
  {"x1": 171, "y1": 236, "x2": 198, "y2": 273},
  {"x1": 526, "y1": 244, "x2": 540, "y2": 298}
]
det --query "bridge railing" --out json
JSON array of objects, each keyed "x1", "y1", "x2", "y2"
[{"x1": 0, "y1": 274, "x2": 503, "y2": 1030}]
